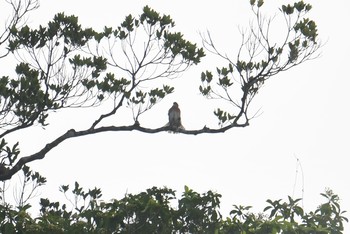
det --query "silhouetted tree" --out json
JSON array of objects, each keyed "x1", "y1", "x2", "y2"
[{"x1": 0, "y1": 1, "x2": 320, "y2": 181}]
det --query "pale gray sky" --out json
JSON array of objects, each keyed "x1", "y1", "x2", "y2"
[{"x1": 2, "y1": 0, "x2": 350, "y2": 231}]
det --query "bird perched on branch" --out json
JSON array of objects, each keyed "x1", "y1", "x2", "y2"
[{"x1": 167, "y1": 102, "x2": 184, "y2": 132}]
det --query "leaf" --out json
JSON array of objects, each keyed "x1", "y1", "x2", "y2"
[
  {"x1": 264, "y1": 205, "x2": 272, "y2": 212},
  {"x1": 205, "y1": 71, "x2": 213, "y2": 83},
  {"x1": 294, "y1": 206, "x2": 304, "y2": 216},
  {"x1": 60, "y1": 185, "x2": 69, "y2": 193},
  {"x1": 294, "y1": 1, "x2": 306, "y2": 12},
  {"x1": 269, "y1": 208, "x2": 277, "y2": 218},
  {"x1": 201, "y1": 72, "x2": 206, "y2": 82},
  {"x1": 305, "y1": 4, "x2": 312, "y2": 11},
  {"x1": 266, "y1": 199, "x2": 274, "y2": 205},
  {"x1": 40, "y1": 198, "x2": 50, "y2": 207},
  {"x1": 121, "y1": 15, "x2": 134, "y2": 32},
  {"x1": 184, "y1": 185, "x2": 189, "y2": 193},
  {"x1": 229, "y1": 63, "x2": 233, "y2": 72}
]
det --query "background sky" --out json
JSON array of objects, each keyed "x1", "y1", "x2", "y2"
[{"x1": 2, "y1": 0, "x2": 350, "y2": 231}]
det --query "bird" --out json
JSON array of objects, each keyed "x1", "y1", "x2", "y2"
[{"x1": 167, "y1": 102, "x2": 184, "y2": 132}]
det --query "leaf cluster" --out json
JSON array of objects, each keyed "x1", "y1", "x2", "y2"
[{"x1": 9, "y1": 13, "x2": 94, "y2": 52}]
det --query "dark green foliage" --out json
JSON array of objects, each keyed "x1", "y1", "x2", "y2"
[
  {"x1": 9, "y1": 13, "x2": 94, "y2": 51},
  {"x1": 214, "y1": 108, "x2": 235, "y2": 126},
  {"x1": 176, "y1": 186, "x2": 222, "y2": 233},
  {"x1": 1, "y1": 13, "x2": 109, "y2": 133},
  {"x1": 0, "y1": 185, "x2": 347, "y2": 233}
]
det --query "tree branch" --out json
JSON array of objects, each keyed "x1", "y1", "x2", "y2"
[{"x1": 0, "y1": 121, "x2": 248, "y2": 181}]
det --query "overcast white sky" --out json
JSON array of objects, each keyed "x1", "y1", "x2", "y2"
[{"x1": 2, "y1": 0, "x2": 350, "y2": 231}]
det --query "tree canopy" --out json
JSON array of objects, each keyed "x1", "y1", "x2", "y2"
[
  {"x1": 0, "y1": 0, "x2": 321, "y2": 181},
  {"x1": 0, "y1": 183, "x2": 347, "y2": 233}
]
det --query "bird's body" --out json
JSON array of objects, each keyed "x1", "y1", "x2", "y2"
[{"x1": 168, "y1": 102, "x2": 183, "y2": 132}]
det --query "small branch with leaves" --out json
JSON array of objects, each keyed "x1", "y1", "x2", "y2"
[{"x1": 200, "y1": 0, "x2": 321, "y2": 127}]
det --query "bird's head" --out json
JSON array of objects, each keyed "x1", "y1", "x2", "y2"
[{"x1": 173, "y1": 102, "x2": 178, "y2": 107}]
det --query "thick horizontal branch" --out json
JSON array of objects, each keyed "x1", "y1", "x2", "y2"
[{"x1": 0, "y1": 122, "x2": 248, "y2": 181}]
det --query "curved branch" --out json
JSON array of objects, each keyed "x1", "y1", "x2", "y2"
[
  {"x1": 0, "y1": 121, "x2": 249, "y2": 181},
  {"x1": 89, "y1": 95, "x2": 125, "y2": 129}
]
